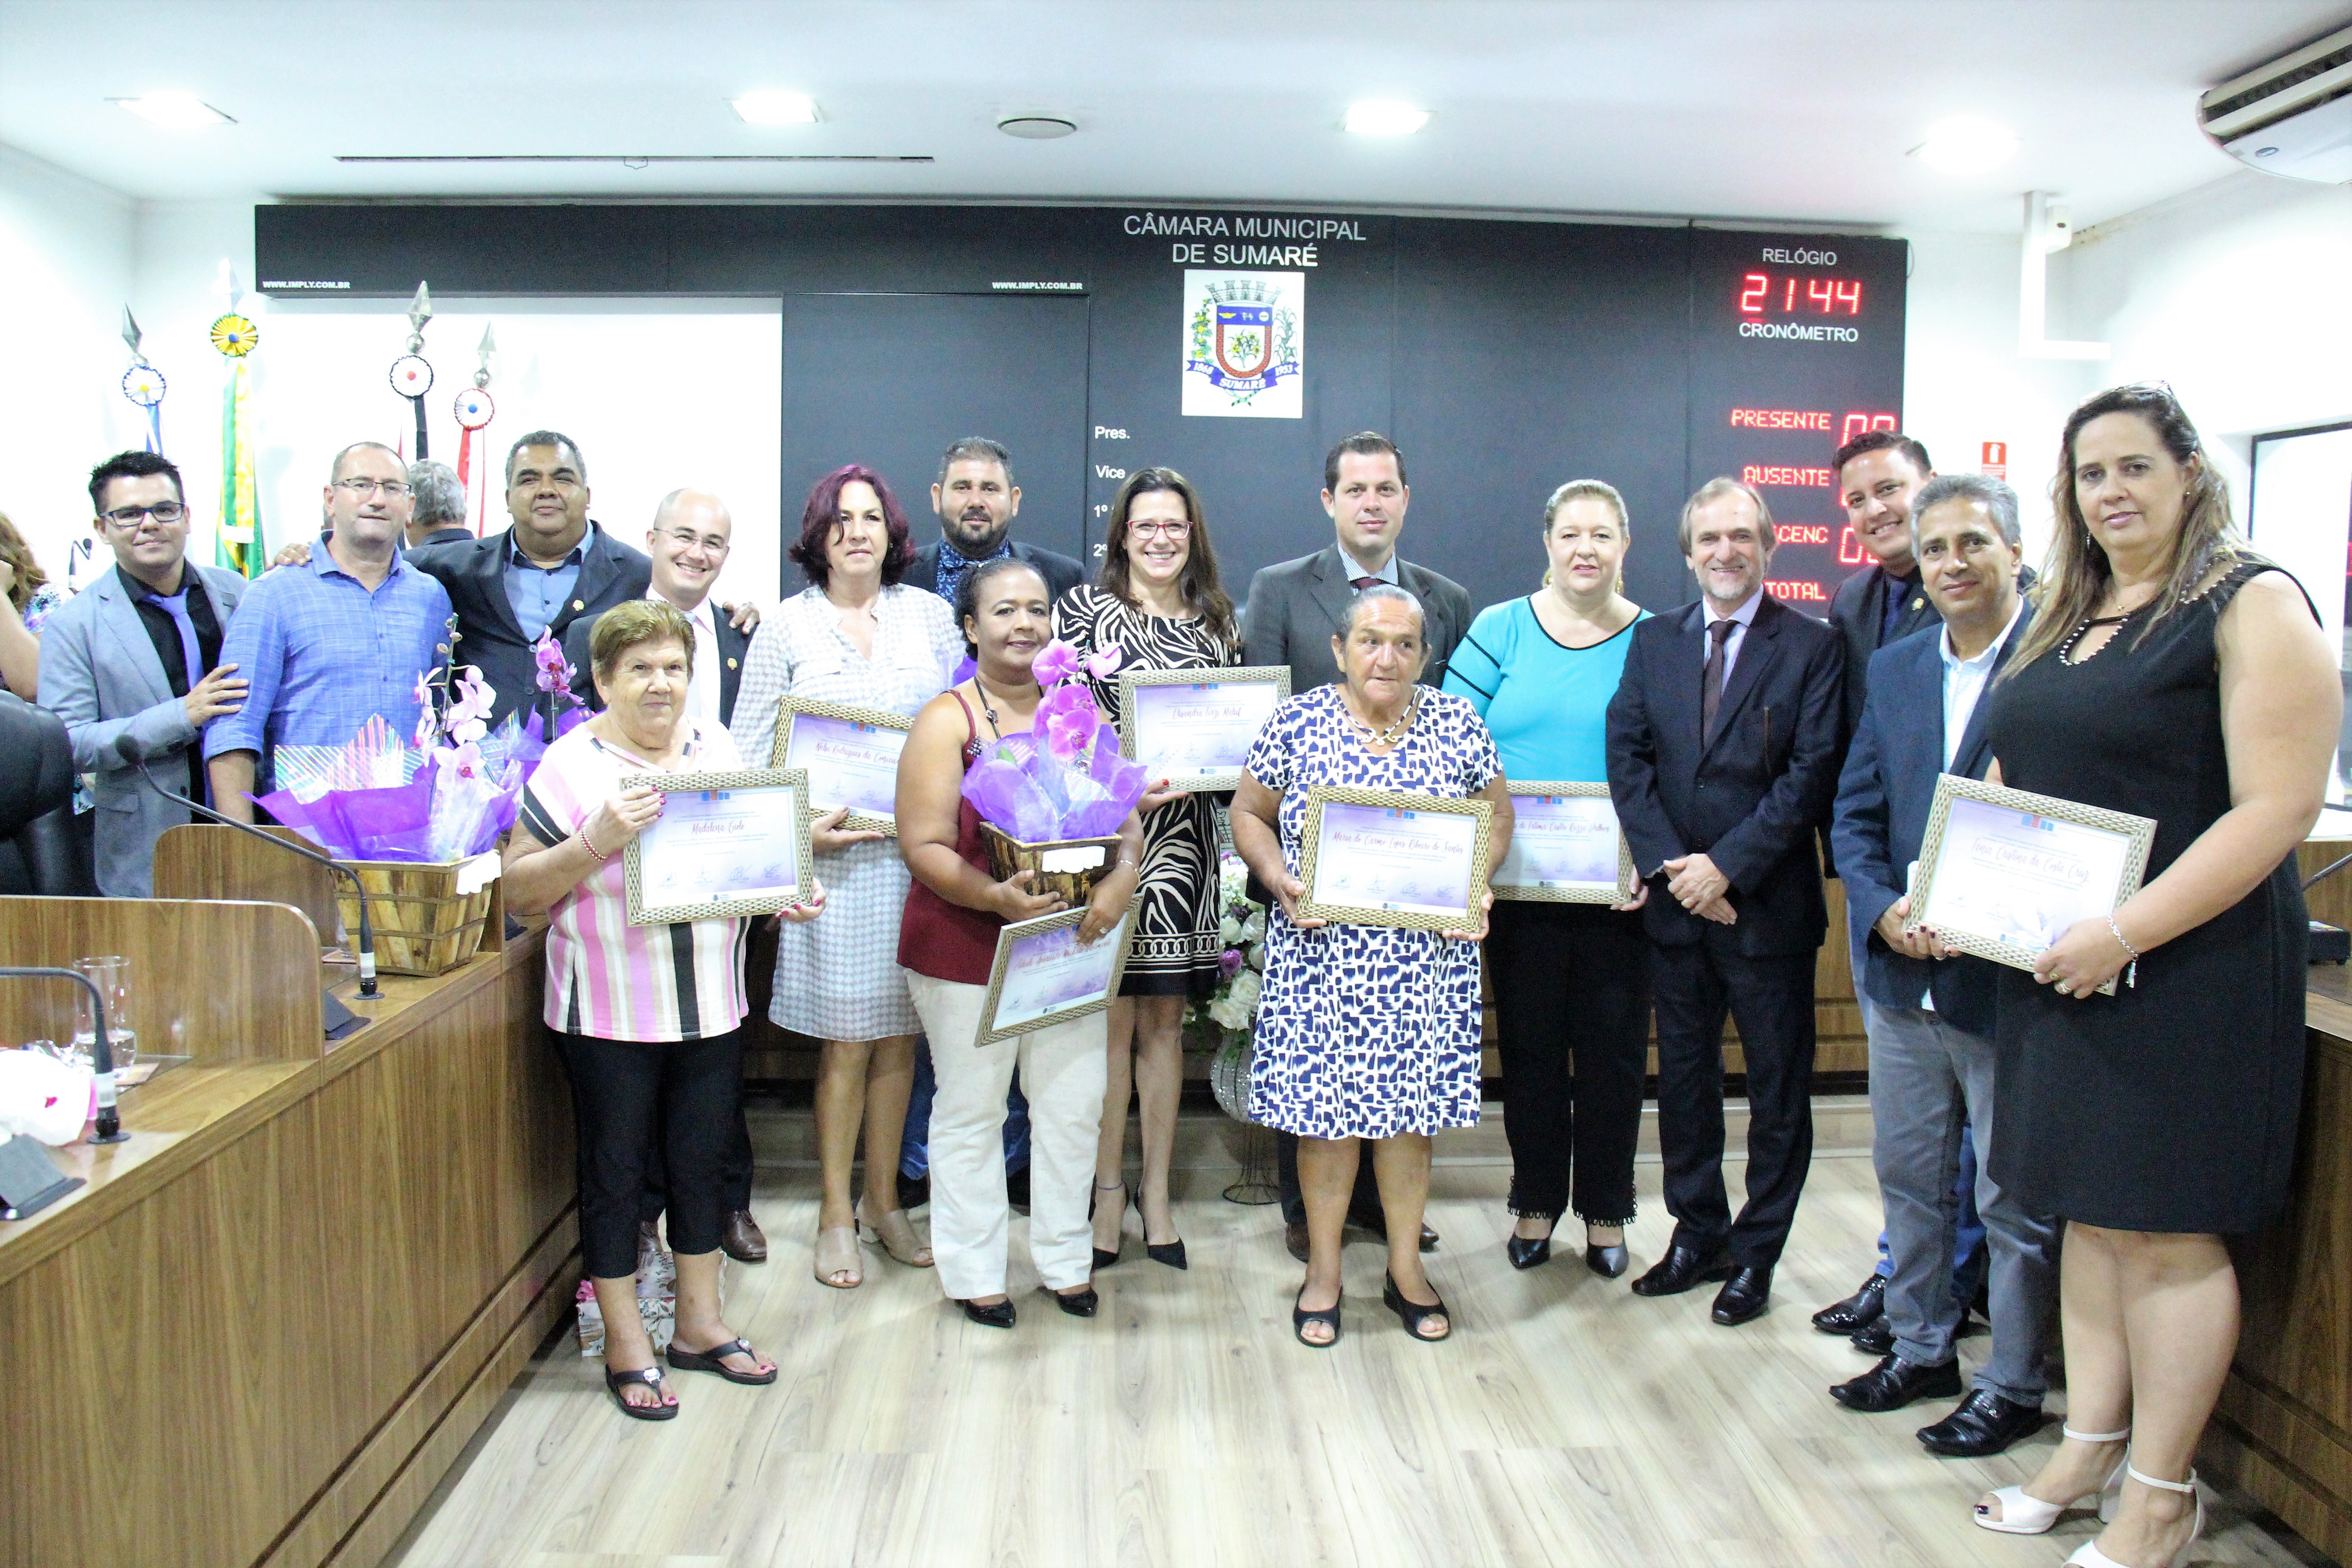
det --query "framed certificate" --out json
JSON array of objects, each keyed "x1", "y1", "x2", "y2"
[
  {"x1": 1907, "y1": 774, "x2": 2157, "y2": 997},
  {"x1": 976, "y1": 906, "x2": 1137, "y2": 1044},
  {"x1": 769, "y1": 696, "x2": 911, "y2": 835},
  {"x1": 623, "y1": 768, "x2": 816, "y2": 926},
  {"x1": 1117, "y1": 665, "x2": 1290, "y2": 792},
  {"x1": 1295, "y1": 785, "x2": 1496, "y2": 931},
  {"x1": 1491, "y1": 782, "x2": 1637, "y2": 903}
]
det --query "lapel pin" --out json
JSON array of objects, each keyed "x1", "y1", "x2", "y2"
[
  {"x1": 572, "y1": 599, "x2": 584, "y2": 612},
  {"x1": 726, "y1": 657, "x2": 738, "y2": 669}
]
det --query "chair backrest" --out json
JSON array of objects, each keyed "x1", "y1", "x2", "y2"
[{"x1": 0, "y1": 694, "x2": 97, "y2": 896}]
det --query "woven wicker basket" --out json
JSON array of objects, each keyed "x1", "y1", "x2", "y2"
[
  {"x1": 336, "y1": 853, "x2": 500, "y2": 977},
  {"x1": 978, "y1": 823, "x2": 1122, "y2": 907}
]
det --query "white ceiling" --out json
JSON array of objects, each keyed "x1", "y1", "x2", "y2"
[{"x1": 1, "y1": 0, "x2": 2343, "y2": 232}]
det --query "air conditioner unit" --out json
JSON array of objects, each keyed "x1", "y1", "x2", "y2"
[{"x1": 2199, "y1": 23, "x2": 2352, "y2": 183}]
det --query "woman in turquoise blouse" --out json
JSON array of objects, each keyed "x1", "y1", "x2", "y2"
[{"x1": 1443, "y1": 479, "x2": 1651, "y2": 1280}]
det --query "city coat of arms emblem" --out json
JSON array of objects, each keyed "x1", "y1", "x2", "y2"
[{"x1": 1181, "y1": 270, "x2": 1303, "y2": 419}]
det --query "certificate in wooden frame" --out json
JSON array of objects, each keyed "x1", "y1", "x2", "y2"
[
  {"x1": 1491, "y1": 781, "x2": 1638, "y2": 904},
  {"x1": 622, "y1": 768, "x2": 816, "y2": 926},
  {"x1": 1295, "y1": 784, "x2": 1496, "y2": 931},
  {"x1": 975, "y1": 905, "x2": 1137, "y2": 1044},
  {"x1": 768, "y1": 695, "x2": 913, "y2": 836},
  {"x1": 1906, "y1": 773, "x2": 2156, "y2": 997},
  {"x1": 1115, "y1": 665, "x2": 1290, "y2": 793}
]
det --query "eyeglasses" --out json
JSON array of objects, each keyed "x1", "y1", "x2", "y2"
[
  {"x1": 1127, "y1": 520, "x2": 1193, "y2": 540},
  {"x1": 99, "y1": 503, "x2": 186, "y2": 528},
  {"x1": 661, "y1": 529, "x2": 730, "y2": 554},
  {"x1": 333, "y1": 478, "x2": 412, "y2": 497}
]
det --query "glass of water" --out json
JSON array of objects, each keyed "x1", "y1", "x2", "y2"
[{"x1": 72, "y1": 955, "x2": 136, "y2": 1070}]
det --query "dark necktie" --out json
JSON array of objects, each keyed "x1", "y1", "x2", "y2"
[
  {"x1": 142, "y1": 584, "x2": 210, "y2": 805},
  {"x1": 1702, "y1": 617, "x2": 1736, "y2": 736},
  {"x1": 1350, "y1": 576, "x2": 1377, "y2": 592}
]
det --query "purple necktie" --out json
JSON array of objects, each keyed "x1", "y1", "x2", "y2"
[
  {"x1": 142, "y1": 584, "x2": 209, "y2": 803},
  {"x1": 1702, "y1": 618, "x2": 1736, "y2": 736}
]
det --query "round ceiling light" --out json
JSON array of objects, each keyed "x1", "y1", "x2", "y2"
[{"x1": 998, "y1": 114, "x2": 1077, "y2": 139}]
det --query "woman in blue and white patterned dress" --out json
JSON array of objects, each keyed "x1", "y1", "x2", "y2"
[
  {"x1": 1230, "y1": 585, "x2": 1512, "y2": 1348},
  {"x1": 731, "y1": 465, "x2": 960, "y2": 1291}
]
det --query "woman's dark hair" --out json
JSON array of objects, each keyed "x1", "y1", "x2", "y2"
[
  {"x1": 954, "y1": 556, "x2": 1049, "y2": 657},
  {"x1": 0, "y1": 513, "x2": 47, "y2": 613},
  {"x1": 788, "y1": 464, "x2": 915, "y2": 589},
  {"x1": 1096, "y1": 467, "x2": 1235, "y2": 642},
  {"x1": 2005, "y1": 382, "x2": 2244, "y2": 677}
]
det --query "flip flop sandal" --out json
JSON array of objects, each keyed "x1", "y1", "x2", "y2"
[
  {"x1": 606, "y1": 1364, "x2": 678, "y2": 1420},
  {"x1": 666, "y1": 1336, "x2": 777, "y2": 1385}
]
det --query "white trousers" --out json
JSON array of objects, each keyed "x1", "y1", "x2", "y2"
[{"x1": 907, "y1": 970, "x2": 1108, "y2": 1299}]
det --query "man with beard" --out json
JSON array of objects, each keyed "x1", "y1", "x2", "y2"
[{"x1": 909, "y1": 437, "x2": 1086, "y2": 608}]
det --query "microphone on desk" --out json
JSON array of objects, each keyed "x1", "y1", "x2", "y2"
[
  {"x1": 0, "y1": 965, "x2": 125, "y2": 1143},
  {"x1": 129, "y1": 758, "x2": 381, "y2": 999}
]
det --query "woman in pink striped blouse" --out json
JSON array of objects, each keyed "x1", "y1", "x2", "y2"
[{"x1": 504, "y1": 598, "x2": 823, "y2": 1420}]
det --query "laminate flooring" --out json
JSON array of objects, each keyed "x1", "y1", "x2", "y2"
[{"x1": 387, "y1": 1107, "x2": 2312, "y2": 1568}]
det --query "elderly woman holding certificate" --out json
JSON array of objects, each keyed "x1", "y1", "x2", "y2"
[
  {"x1": 1442, "y1": 479, "x2": 1651, "y2": 1281},
  {"x1": 897, "y1": 555, "x2": 1146, "y2": 1328},
  {"x1": 505, "y1": 599, "x2": 824, "y2": 1420},
  {"x1": 1053, "y1": 467, "x2": 1240, "y2": 1274},
  {"x1": 1966, "y1": 385, "x2": 2337, "y2": 1568},
  {"x1": 730, "y1": 465, "x2": 961, "y2": 1290},
  {"x1": 1232, "y1": 585, "x2": 1511, "y2": 1347}
]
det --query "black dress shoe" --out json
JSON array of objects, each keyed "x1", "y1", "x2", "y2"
[
  {"x1": 1051, "y1": 1285, "x2": 1099, "y2": 1318},
  {"x1": 1506, "y1": 1235, "x2": 1552, "y2": 1270},
  {"x1": 1629, "y1": 1241, "x2": 1735, "y2": 1297},
  {"x1": 1916, "y1": 1388, "x2": 2046, "y2": 1456},
  {"x1": 1830, "y1": 1352, "x2": 1963, "y2": 1411},
  {"x1": 1586, "y1": 1243, "x2": 1629, "y2": 1279},
  {"x1": 1710, "y1": 1265, "x2": 1774, "y2": 1325},
  {"x1": 1284, "y1": 1218, "x2": 1310, "y2": 1263},
  {"x1": 1811, "y1": 1274, "x2": 1886, "y2": 1334},
  {"x1": 1420, "y1": 1223, "x2": 1440, "y2": 1252},
  {"x1": 956, "y1": 1297, "x2": 1016, "y2": 1329},
  {"x1": 1851, "y1": 1317, "x2": 1896, "y2": 1355}
]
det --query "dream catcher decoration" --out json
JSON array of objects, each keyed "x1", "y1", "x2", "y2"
[
  {"x1": 119, "y1": 306, "x2": 166, "y2": 454},
  {"x1": 390, "y1": 281, "x2": 434, "y2": 459},
  {"x1": 451, "y1": 323, "x2": 496, "y2": 535}
]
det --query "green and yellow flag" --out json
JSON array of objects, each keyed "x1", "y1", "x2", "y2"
[{"x1": 211, "y1": 311, "x2": 261, "y2": 576}]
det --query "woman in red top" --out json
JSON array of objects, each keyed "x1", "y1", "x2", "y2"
[{"x1": 896, "y1": 556, "x2": 1145, "y2": 1328}]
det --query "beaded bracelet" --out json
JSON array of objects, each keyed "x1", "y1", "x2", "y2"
[
  {"x1": 2106, "y1": 913, "x2": 2139, "y2": 989},
  {"x1": 578, "y1": 825, "x2": 609, "y2": 863}
]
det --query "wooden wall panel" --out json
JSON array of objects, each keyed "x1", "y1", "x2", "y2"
[
  {"x1": 0, "y1": 896, "x2": 322, "y2": 1060},
  {"x1": 153, "y1": 823, "x2": 344, "y2": 942}
]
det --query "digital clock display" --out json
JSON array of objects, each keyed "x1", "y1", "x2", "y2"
[{"x1": 1739, "y1": 273, "x2": 1864, "y2": 317}]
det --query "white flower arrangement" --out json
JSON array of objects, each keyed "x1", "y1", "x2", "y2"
[{"x1": 1191, "y1": 853, "x2": 1270, "y2": 1044}]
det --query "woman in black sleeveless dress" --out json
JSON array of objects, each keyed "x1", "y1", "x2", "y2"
[{"x1": 1969, "y1": 386, "x2": 2337, "y2": 1568}]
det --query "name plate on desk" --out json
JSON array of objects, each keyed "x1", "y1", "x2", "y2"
[
  {"x1": 1908, "y1": 774, "x2": 2156, "y2": 996},
  {"x1": 0, "y1": 1135, "x2": 80, "y2": 1220}
]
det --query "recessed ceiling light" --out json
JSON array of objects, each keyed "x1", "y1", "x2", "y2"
[
  {"x1": 998, "y1": 114, "x2": 1077, "y2": 140},
  {"x1": 1910, "y1": 117, "x2": 2019, "y2": 174},
  {"x1": 732, "y1": 90, "x2": 818, "y2": 126},
  {"x1": 1344, "y1": 100, "x2": 1430, "y2": 137},
  {"x1": 110, "y1": 93, "x2": 233, "y2": 130}
]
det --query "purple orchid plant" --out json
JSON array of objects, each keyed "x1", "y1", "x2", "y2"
[{"x1": 960, "y1": 637, "x2": 1149, "y2": 842}]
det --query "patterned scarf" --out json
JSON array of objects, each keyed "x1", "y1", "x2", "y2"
[{"x1": 933, "y1": 534, "x2": 1012, "y2": 607}]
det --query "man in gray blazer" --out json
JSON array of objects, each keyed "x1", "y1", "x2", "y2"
[
  {"x1": 1242, "y1": 431, "x2": 1472, "y2": 695},
  {"x1": 38, "y1": 450, "x2": 247, "y2": 896},
  {"x1": 1242, "y1": 431, "x2": 1472, "y2": 1258}
]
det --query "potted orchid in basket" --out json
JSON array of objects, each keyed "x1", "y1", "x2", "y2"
[{"x1": 960, "y1": 636, "x2": 1151, "y2": 897}]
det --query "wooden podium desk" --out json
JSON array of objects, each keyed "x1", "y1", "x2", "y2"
[
  {"x1": 2202, "y1": 838, "x2": 2352, "y2": 1563},
  {"x1": 0, "y1": 833, "x2": 574, "y2": 1568}
]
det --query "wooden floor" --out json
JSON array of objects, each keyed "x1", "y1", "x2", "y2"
[{"x1": 387, "y1": 1107, "x2": 2313, "y2": 1568}]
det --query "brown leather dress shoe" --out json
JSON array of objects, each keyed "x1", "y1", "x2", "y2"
[
  {"x1": 720, "y1": 1209, "x2": 768, "y2": 1264},
  {"x1": 1284, "y1": 1218, "x2": 1310, "y2": 1263}
]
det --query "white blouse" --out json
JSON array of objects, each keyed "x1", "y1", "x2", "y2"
[{"x1": 727, "y1": 583, "x2": 963, "y2": 764}]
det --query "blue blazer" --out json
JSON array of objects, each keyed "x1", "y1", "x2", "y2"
[
  {"x1": 1605, "y1": 592, "x2": 1846, "y2": 956},
  {"x1": 1829, "y1": 607, "x2": 2032, "y2": 1036}
]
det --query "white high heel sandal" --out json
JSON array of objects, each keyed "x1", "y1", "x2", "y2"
[
  {"x1": 1973, "y1": 1425, "x2": 2131, "y2": 1535},
  {"x1": 2064, "y1": 1465, "x2": 2205, "y2": 1568}
]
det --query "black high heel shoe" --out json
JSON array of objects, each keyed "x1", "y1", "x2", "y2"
[
  {"x1": 1505, "y1": 1219, "x2": 1556, "y2": 1270},
  {"x1": 1051, "y1": 1284, "x2": 1100, "y2": 1318},
  {"x1": 1136, "y1": 1186, "x2": 1188, "y2": 1270},
  {"x1": 1585, "y1": 1240, "x2": 1630, "y2": 1279},
  {"x1": 1089, "y1": 1180, "x2": 1126, "y2": 1272},
  {"x1": 956, "y1": 1297, "x2": 1017, "y2": 1329}
]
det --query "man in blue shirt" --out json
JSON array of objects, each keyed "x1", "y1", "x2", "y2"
[{"x1": 206, "y1": 442, "x2": 453, "y2": 815}]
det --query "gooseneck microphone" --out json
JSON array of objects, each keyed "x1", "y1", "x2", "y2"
[
  {"x1": 0, "y1": 966, "x2": 125, "y2": 1142},
  {"x1": 132, "y1": 760, "x2": 381, "y2": 998}
]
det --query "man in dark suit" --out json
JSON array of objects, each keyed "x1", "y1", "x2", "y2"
[
  {"x1": 1606, "y1": 476, "x2": 1844, "y2": 1326},
  {"x1": 906, "y1": 436, "x2": 1086, "y2": 607},
  {"x1": 1244, "y1": 431, "x2": 1474, "y2": 1260},
  {"x1": 403, "y1": 460, "x2": 474, "y2": 551},
  {"x1": 562, "y1": 488, "x2": 749, "y2": 729},
  {"x1": 1825, "y1": 475, "x2": 2055, "y2": 1456},
  {"x1": 1825, "y1": 431, "x2": 1939, "y2": 750},
  {"x1": 1242, "y1": 431, "x2": 1472, "y2": 696},
  {"x1": 405, "y1": 431, "x2": 652, "y2": 727}
]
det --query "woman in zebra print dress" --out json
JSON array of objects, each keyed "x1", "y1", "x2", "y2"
[{"x1": 1053, "y1": 468, "x2": 1240, "y2": 1273}]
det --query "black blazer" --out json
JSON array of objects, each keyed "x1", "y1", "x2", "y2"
[
  {"x1": 407, "y1": 524, "x2": 652, "y2": 725},
  {"x1": 1241, "y1": 545, "x2": 1473, "y2": 697},
  {"x1": 1605, "y1": 593, "x2": 1847, "y2": 956},
  {"x1": 907, "y1": 538, "x2": 1087, "y2": 607},
  {"x1": 1827, "y1": 563, "x2": 1940, "y2": 745},
  {"x1": 1830, "y1": 607, "x2": 2031, "y2": 1036},
  {"x1": 562, "y1": 604, "x2": 750, "y2": 729}
]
